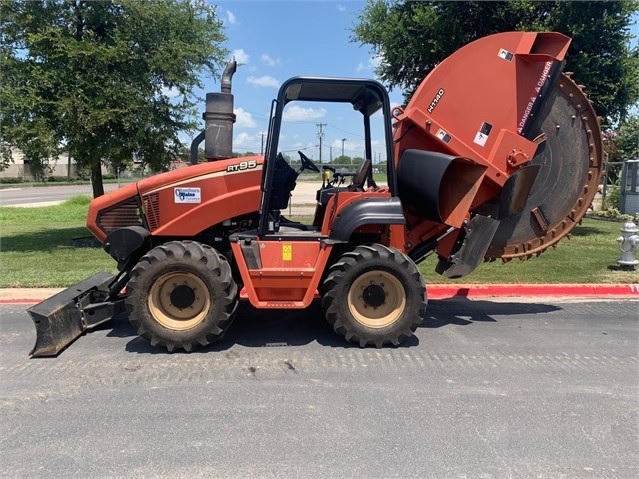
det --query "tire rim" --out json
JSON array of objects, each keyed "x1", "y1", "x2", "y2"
[
  {"x1": 148, "y1": 272, "x2": 210, "y2": 331},
  {"x1": 348, "y1": 270, "x2": 406, "y2": 328}
]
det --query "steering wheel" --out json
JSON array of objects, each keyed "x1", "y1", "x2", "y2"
[{"x1": 298, "y1": 151, "x2": 320, "y2": 173}]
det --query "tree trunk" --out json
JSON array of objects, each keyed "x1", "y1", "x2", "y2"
[{"x1": 91, "y1": 161, "x2": 104, "y2": 197}]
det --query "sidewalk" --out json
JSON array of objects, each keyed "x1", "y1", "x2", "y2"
[{"x1": 1, "y1": 284, "x2": 638, "y2": 304}]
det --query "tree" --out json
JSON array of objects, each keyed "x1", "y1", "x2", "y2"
[
  {"x1": 352, "y1": 0, "x2": 639, "y2": 124},
  {"x1": 615, "y1": 114, "x2": 639, "y2": 161},
  {"x1": 331, "y1": 155, "x2": 353, "y2": 165},
  {"x1": 603, "y1": 112, "x2": 639, "y2": 184},
  {"x1": 0, "y1": 0, "x2": 227, "y2": 197}
]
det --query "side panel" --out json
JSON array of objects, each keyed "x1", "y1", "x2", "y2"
[
  {"x1": 232, "y1": 240, "x2": 332, "y2": 308},
  {"x1": 393, "y1": 31, "x2": 571, "y2": 187},
  {"x1": 137, "y1": 157, "x2": 263, "y2": 237},
  {"x1": 86, "y1": 157, "x2": 264, "y2": 242}
]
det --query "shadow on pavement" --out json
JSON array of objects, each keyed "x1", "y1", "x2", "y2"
[
  {"x1": 423, "y1": 297, "x2": 562, "y2": 328},
  {"x1": 108, "y1": 297, "x2": 561, "y2": 354}
]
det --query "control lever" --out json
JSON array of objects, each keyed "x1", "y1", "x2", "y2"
[{"x1": 322, "y1": 165, "x2": 336, "y2": 188}]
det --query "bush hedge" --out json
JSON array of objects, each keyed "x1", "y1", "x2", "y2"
[{"x1": 0, "y1": 177, "x2": 24, "y2": 184}]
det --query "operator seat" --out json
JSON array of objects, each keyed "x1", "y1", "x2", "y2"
[
  {"x1": 271, "y1": 153, "x2": 298, "y2": 210},
  {"x1": 348, "y1": 158, "x2": 371, "y2": 191}
]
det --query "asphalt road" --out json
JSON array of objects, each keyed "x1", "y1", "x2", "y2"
[
  {"x1": 0, "y1": 183, "x2": 123, "y2": 207},
  {"x1": 1, "y1": 298, "x2": 637, "y2": 478},
  {"x1": 0, "y1": 181, "x2": 322, "y2": 209}
]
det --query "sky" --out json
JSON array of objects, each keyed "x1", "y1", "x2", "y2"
[
  {"x1": 188, "y1": 1, "x2": 639, "y2": 163},
  {"x1": 194, "y1": 0, "x2": 399, "y2": 163}
]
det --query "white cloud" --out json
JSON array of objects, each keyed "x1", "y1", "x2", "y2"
[
  {"x1": 234, "y1": 132, "x2": 253, "y2": 148},
  {"x1": 283, "y1": 105, "x2": 327, "y2": 122},
  {"x1": 234, "y1": 108, "x2": 256, "y2": 128},
  {"x1": 232, "y1": 48, "x2": 249, "y2": 65},
  {"x1": 369, "y1": 54, "x2": 382, "y2": 69},
  {"x1": 356, "y1": 55, "x2": 382, "y2": 73},
  {"x1": 337, "y1": 4, "x2": 346, "y2": 12},
  {"x1": 247, "y1": 75, "x2": 280, "y2": 88},
  {"x1": 161, "y1": 86, "x2": 180, "y2": 98},
  {"x1": 224, "y1": 9, "x2": 236, "y2": 25},
  {"x1": 261, "y1": 54, "x2": 281, "y2": 67}
]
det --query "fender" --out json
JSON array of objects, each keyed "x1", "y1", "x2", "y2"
[
  {"x1": 103, "y1": 226, "x2": 150, "y2": 268},
  {"x1": 329, "y1": 197, "x2": 406, "y2": 242}
]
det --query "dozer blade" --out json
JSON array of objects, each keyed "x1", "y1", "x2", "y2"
[
  {"x1": 485, "y1": 73, "x2": 603, "y2": 261},
  {"x1": 27, "y1": 271, "x2": 125, "y2": 357}
]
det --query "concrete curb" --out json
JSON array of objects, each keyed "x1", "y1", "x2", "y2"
[
  {"x1": 425, "y1": 283, "x2": 639, "y2": 299},
  {"x1": 1, "y1": 284, "x2": 638, "y2": 305}
]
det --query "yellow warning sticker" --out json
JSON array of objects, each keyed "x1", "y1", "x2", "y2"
[{"x1": 282, "y1": 244, "x2": 292, "y2": 261}]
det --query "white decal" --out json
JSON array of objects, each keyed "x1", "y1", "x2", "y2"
[
  {"x1": 517, "y1": 97, "x2": 537, "y2": 133},
  {"x1": 518, "y1": 61, "x2": 554, "y2": 132},
  {"x1": 535, "y1": 61, "x2": 553, "y2": 93},
  {"x1": 427, "y1": 88, "x2": 445, "y2": 114},
  {"x1": 436, "y1": 129, "x2": 452, "y2": 144},
  {"x1": 474, "y1": 132, "x2": 488, "y2": 147},
  {"x1": 174, "y1": 187, "x2": 201, "y2": 204},
  {"x1": 474, "y1": 121, "x2": 492, "y2": 147},
  {"x1": 498, "y1": 48, "x2": 513, "y2": 61}
]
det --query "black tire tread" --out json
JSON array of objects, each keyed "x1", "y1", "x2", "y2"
[
  {"x1": 322, "y1": 243, "x2": 426, "y2": 348},
  {"x1": 125, "y1": 240, "x2": 238, "y2": 352}
]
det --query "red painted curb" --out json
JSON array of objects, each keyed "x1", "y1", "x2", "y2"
[
  {"x1": 1, "y1": 299, "x2": 41, "y2": 304},
  {"x1": 426, "y1": 284, "x2": 639, "y2": 299},
  {"x1": 2, "y1": 284, "x2": 637, "y2": 305}
]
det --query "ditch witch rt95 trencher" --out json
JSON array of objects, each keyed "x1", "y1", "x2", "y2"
[{"x1": 29, "y1": 32, "x2": 603, "y2": 356}]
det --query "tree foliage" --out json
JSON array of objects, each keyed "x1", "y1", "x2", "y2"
[
  {"x1": 0, "y1": 0, "x2": 227, "y2": 196},
  {"x1": 352, "y1": 0, "x2": 639, "y2": 125},
  {"x1": 604, "y1": 114, "x2": 639, "y2": 164}
]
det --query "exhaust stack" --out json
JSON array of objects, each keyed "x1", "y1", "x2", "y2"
[{"x1": 203, "y1": 60, "x2": 237, "y2": 160}]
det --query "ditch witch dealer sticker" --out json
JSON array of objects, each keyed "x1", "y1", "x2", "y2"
[{"x1": 174, "y1": 187, "x2": 201, "y2": 203}]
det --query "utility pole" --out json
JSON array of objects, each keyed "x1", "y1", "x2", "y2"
[
  {"x1": 341, "y1": 138, "x2": 347, "y2": 164},
  {"x1": 316, "y1": 123, "x2": 326, "y2": 164}
]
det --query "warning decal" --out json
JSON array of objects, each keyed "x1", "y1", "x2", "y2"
[
  {"x1": 436, "y1": 129, "x2": 452, "y2": 144},
  {"x1": 473, "y1": 121, "x2": 493, "y2": 147},
  {"x1": 498, "y1": 48, "x2": 513, "y2": 62},
  {"x1": 282, "y1": 244, "x2": 292, "y2": 261}
]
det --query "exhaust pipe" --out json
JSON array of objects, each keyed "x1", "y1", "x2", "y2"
[{"x1": 203, "y1": 60, "x2": 237, "y2": 160}]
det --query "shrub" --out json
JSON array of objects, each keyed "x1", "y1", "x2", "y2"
[
  {"x1": 62, "y1": 195, "x2": 92, "y2": 206},
  {"x1": 44, "y1": 176, "x2": 73, "y2": 183},
  {"x1": 0, "y1": 177, "x2": 24, "y2": 184},
  {"x1": 603, "y1": 185, "x2": 621, "y2": 210},
  {"x1": 593, "y1": 207, "x2": 639, "y2": 222}
]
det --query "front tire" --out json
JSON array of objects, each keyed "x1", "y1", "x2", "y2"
[
  {"x1": 125, "y1": 241, "x2": 238, "y2": 352},
  {"x1": 321, "y1": 244, "x2": 426, "y2": 348}
]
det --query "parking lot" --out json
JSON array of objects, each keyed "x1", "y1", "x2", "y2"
[{"x1": 1, "y1": 298, "x2": 637, "y2": 478}]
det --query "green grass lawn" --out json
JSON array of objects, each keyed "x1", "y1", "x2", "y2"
[
  {"x1": 0, "y1": 196, "x2": 117, "y2": 287},
  {"x1": 418, "y1": 220, "x2": 638, "y2": 284},
  {"x1": 0, "y1": 196, "x2": 636, "y2": 287}
]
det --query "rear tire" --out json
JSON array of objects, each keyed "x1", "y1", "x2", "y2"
[
  {"x1": 321, "y1": 244, "x2": 426, "y2": 348},
  {"x1": 125, "y1": 241, "x2": 238, "y2": 352}
]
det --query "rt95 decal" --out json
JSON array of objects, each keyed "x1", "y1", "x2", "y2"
[{"x1": 226, "y1": 160, "x2": 258, "y2": 172}]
